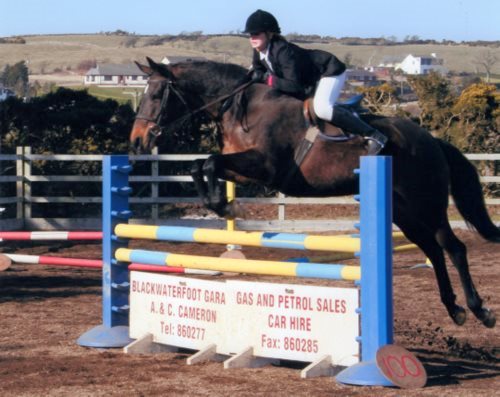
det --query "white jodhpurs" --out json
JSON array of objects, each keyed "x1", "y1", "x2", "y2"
[{"x1": 313, "y1": 72, "x2": 346, "y2": 121}]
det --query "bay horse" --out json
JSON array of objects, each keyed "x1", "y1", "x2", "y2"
[{"x1": 131, "y1": 57, "x2": 498, "y2": 328}]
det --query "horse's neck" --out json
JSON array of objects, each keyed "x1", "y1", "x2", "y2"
[{"x1": 177, "y1": 65, "x2": 245, "y2": 99}]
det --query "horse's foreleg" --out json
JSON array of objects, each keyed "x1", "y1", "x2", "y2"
[
  {"x1": 198, "y1": 151, "x2": 275, "y2": 218},
  {"x1": 202, "y1": 156, "x2": 226, "y2": 215},
  {"x1": 191, "y1": 158, "x2": 236, "y2": 217},
  {"x1": 190, "y1": 159, "x2": 210, "y2": 207}
]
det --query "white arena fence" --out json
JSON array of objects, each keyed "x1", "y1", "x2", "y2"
[{"x1": 0, "y1": 146, "x2": 498, "y2": 232}]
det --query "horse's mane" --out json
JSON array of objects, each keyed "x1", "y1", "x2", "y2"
[
  {"x1": 164, "y1": 61, "x2": 297, "y2": 133},
  {"x1": 170, "y1": 61, "x2": 248, "y2": 97}
]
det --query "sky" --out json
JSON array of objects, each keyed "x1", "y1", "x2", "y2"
[{"x1": 1, "y1": 0, "x2": 499, "y2": 42}]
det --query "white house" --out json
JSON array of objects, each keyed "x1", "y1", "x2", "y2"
[
  {"x1": 396, "y1": 54, "x2": 447, "y2": 75},
  {"x1": 84, "y1": 64, "x2": 148, "y2": 86}
]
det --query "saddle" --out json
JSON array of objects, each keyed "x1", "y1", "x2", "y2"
[
  {"x1": 293, "y1": 95, "x2": 364, "y2": 165},
  {"x1": 303, "y1": 95, "x2": 365, "y2": 137}
]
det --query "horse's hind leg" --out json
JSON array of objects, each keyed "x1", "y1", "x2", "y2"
[
  {"x1": 395, "y1": 210, "x2": 468, "y2": 326},
  {"x1": 436, "y1": 224, "x2": 496, "y2": 328}
]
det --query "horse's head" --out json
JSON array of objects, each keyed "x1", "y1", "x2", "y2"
[
  {"x1": 130, "y1": 57, "x2": 191, "y2": 153},
  {"x1": 131, "y1": 58, "x2": 251, "y2": 153}
]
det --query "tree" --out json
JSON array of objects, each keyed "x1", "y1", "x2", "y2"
[
  {"x1": 0, "y1": 87, "x2": 133, "y2": 155},
  {"x1": 473, "y1": 50, "x2": 499, "y2": 83},
  {"x1": 407, "y1": 71, "x2": 456, "y2": 132},
  {"x1": 0, "y1": 88, "x2": 137, "y2": 215},
  {"x1": 357, "y1": 83, "x2": 398, "y2": 114},
  {"x1": 1, "y1": 61, "x2": 29, "y2": 97},
  {"x1": 406, "y1": 74, "x2": 498, "y2": 151},
  {"x1": 447, "y1": 83, "x2": 499, "y2": 153}
]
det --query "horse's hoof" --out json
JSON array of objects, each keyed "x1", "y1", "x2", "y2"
[
  {"x1": 452, "y1": 307, "x2": 467, "y2": 326},
  {"x1": 480, "y1": 309, "x2": 496, "y2": 328}
]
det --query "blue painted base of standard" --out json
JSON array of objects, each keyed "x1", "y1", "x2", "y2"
[
  {"x1": 336, "y1": 361, "x2": 394, "y2": 387},
  {"x1": 77, "y1": 325, "x2": 133, "y2": 348}
]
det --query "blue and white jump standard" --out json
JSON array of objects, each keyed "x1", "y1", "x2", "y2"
[
  {"x1": 78, "y1": 155, "x2": 133, "y2": 347},
  {"x1": 336, "y1": 156, "x2": 394, "y2": 386}
]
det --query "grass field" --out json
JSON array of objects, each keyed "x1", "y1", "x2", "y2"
[
  {"x1": 1, "y1": 34, "x2": 499, "y2": 79},
  {"x1": 82, "y1": 85, "x2": 144, "y2": 106}
]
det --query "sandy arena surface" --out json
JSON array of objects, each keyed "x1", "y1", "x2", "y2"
[{"x1": 0, "y1": 227, "x2": 499, "y2": 396}]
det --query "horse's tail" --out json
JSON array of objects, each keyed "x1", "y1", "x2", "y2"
[{"x1": 438, "y1": 139, "x2": 500, "y2": 242}]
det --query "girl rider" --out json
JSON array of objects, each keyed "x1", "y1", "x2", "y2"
[{"x1": 244, "y1": 9, "x2": 387, "y2": 154}]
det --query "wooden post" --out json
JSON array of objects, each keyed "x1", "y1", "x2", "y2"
[
  {"x1": 151, "y1": 147, "x2": 159, "y2": 221},
  {"x1": 15, "y1": 146, "x2": 24, "y2": 224},
  {"x1": 278, "y1": 192, "x2": 286, "y2": 221},
  {"x1": 23, "y1": 146, "x2": 32, "y2": 225}
]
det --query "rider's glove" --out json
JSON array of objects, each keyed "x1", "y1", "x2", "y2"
[{"x1": 249, "y1": 69, "x2": 265, "y2": 83}]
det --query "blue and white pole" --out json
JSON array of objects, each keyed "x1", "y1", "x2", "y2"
[{"x1": 77, "y1": 155, "x2": 133, "y2": 347}]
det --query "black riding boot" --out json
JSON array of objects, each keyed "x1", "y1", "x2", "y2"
[{"x1": 331, "y1": 106, "x2": 387, "y2": 155}]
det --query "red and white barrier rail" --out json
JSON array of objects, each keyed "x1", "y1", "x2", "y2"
[
  {"x1": 2, "y1": 254, "x2": 220, "y2": 275},
  {"x1": 0, "y1": 231, "x2": 102, "y2": 241},
  {"x1": 4, "y1": 254, "x2": 102, "y2": 268}
]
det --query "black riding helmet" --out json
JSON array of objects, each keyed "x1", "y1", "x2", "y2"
[{"x1": 244, "y1": 9, "x2": 281, "y2": 34}]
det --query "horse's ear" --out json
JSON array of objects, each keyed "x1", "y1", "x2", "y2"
[
  {"x1": 135, "y1": 61, "x2": 152, "y2": 76},
  {"x1": 146, "y1": 57, "x2": 174, "y2": 79},
  {"x1": 146, "y1": 56, "x2": 157, "y2": 69}
]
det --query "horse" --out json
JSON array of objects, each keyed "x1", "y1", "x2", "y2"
[{"x1": 130, "y1": 57, "x2": 498, "y2": 328}]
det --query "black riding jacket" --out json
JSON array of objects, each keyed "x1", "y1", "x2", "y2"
[{"x1": 251, "y1": 36, "x2": 346, "y2": 100}]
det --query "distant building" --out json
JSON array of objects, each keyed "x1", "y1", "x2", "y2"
[
  {"x1": 346, "y1": 69, "x2": 378, "y2": 85},
  {"x1": 84, "y1": 63, "x2": 148, "y2": 86},
  {"x1": 376, "y1": 54, "x2": 447, "y2": 75},
  {"x1": 0, "y1": 86, "x2": 15, "y2": 101},
  {"x1": 161, "y1": 56, "x2": 207, "y2": 65},
  {"x1": 377, "y1": 56, "x2": 405, "y2": 69},
  {"x1": 396, "y1": 54, "x2": 447, "y2": 75}
]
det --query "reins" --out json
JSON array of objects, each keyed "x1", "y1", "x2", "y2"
[
  {"x1": 138, "y1": 79, "x2": 254, "y2": 138},
  {"x1": 190, "y1": 80, "x2": 253, "y2": 118}
]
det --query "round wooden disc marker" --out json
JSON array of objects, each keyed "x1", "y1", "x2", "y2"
[{"x1": 376, "y1": 344, "x2": 427, "y2": 389}]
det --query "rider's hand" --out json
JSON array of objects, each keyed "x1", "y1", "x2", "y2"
[{"x1": 250, "y1": 70, "x2": 264, "y2": 83}]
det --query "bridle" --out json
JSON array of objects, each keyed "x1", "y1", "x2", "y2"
[
  {"x1": 135, "y1": 77, "x2": 254, "y2": 141},
  {"x1": 135, "y1": 79, "x2": 191, "y2": 139}
]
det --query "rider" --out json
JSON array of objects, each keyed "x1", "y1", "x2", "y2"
[{"x1": 244, "y1": 9, "x2": 387, "y2": 154}]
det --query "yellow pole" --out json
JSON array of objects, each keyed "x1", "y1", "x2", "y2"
[{"x1": 226, "y1": 181, "x2": 236, "y2": 232}]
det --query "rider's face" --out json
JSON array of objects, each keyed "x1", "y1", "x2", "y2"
[{"x1": 249, "y1": 32, "x2": 269, "y2": 52}]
